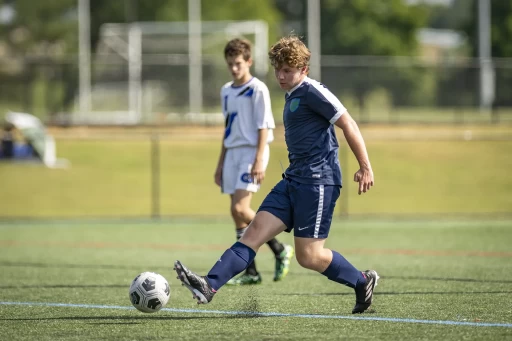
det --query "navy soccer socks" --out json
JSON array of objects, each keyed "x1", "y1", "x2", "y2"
[
  {"x1": 322, "y1": 250, "x2": 366, "y2": 289},
  {"x1": 206, "y1": 241, "x2": 256, "y2": 290}
]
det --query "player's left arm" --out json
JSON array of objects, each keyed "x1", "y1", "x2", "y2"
[
  {"x1": 334, "y1": 111, "x2": 374, "y2": 195},
  {"x1": 307, "y1": 86, "x2": 374, "y2": 194}
]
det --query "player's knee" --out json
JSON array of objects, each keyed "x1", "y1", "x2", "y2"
[
  {"x1": 230, "y1": 203, "x2": 248, "y2": 219},
  {"x1": 295, "y1": 252, "x2": 318, "y2": 270},
  {"x1": 239, "y1": 227, "x2": 264, "y2": 250}
]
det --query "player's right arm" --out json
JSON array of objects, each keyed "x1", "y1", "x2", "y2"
[
  {"x1": 215, "y1": 87, "x2": 228, "y2": 187},
  {"x1": 214, "y1": 142, "x2": 226, "y2": 187},
  {"x1": 251, "y1": 82, "x2": 274, "y2": 184}
]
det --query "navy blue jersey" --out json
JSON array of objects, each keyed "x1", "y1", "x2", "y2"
[{"x1": 283, "y1": 77, "x2": 346, "y2": 186}]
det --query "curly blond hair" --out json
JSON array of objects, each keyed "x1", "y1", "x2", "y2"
[{"x1": 268, "y1": 35, "x2": 310, "y2": 70}]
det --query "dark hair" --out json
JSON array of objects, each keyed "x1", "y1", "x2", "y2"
[
  {"x1": 224, "y1": 38, "x2": 252, "y2": 61},
  {"x1": 3, "y1": 122, "x2": 14, "y2": 131}
]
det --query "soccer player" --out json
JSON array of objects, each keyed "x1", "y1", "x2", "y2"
[
  {"x1": 214, "y1": 38, "x2": 294, "y2": 285},
  {"x1": 175, "y1": 35, "x2": 379, "y2": 314}
]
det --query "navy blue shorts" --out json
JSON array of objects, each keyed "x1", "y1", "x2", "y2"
[{"x1": 258, "y1": 178, "x2": 341, "y2": 239}]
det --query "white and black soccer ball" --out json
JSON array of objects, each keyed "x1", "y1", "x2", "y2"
[{"x1": 129, "y1": 272, "x2": 170, "y2": 313}]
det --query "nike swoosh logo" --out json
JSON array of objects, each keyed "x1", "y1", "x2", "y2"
[{"x1": 297, "y1": 226, "x2": 309, "y2": 231}]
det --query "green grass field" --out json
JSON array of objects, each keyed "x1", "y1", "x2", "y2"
[
  {"x1": 0, "y1": 219, "x2": 511, "y2": 340},
  {"x1": 0, "y1": 125, "x2": 511, "y2": 218}
]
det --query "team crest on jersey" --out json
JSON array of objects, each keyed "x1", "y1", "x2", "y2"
[{"x1": 290, "y1": 98, "x2": 300, "y2": 112}]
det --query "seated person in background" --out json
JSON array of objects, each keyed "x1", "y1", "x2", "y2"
[
  {"x1": 0, "y1": 122, "x2": 37, "y2": 160},
  {"x1": 0, "y1": 122, "x2": 15, "y2": 159}
]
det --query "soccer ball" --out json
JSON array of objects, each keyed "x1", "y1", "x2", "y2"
[{"x1": 129, "y1": 272, "x2": 170, "y2": 313}]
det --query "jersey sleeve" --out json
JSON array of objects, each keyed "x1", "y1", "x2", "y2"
[
  {"x1": 252, "y1": 83, "x2": 275, "y2": 129},
  {"x1": 306, "y1": 85, "x2": 347, "y2": 124}
]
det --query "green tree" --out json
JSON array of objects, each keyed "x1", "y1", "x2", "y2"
[
  {"x1": 425, "y1": 0, "x2": 473, "y2": 30},
  {"x1": 316, "y1": 0, "x2": 430, "y2": 118},
  {"x1": 0, "y1": 0, "x2": 282, "y2": 116},
  {"x1": 464, "y1": 0, "x2": 512, "y2": 106},
  {"x1": 89, "y1": 0, "x2": 281, "y2": 52},
  {"x1": 0, "y1": 0, "x2": 79, "y2": 116},
  {"x1": 465, "y1": 0, "x2": 512, "y2": 58},
  {"x1": 321, "y1": 0, "x2": 427, "y2": 56},
  {"x1": 0, "y1": 0, "x2": 281, "y2": 61},
  {"x1": 0, "y1": 0, "x2": 77, "y2": 55}
]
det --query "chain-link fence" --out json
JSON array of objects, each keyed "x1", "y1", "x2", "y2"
[{"x1": 1, "y1": 55, "x2": 511, "y2": 125}]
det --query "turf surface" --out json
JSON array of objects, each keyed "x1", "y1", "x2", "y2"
[{"x1": 0, "y1": 219, "x2": 511, "y2": 340}]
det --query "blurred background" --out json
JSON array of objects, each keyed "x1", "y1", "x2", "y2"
[{"x1": 0, "y1": 0, "x2": 510, "y2": 220}]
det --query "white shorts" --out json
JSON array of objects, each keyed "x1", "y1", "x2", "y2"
[{"x1": 222, "y1": 145, "x2": 270, "y2": 194}]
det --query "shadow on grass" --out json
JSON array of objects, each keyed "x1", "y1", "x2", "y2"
[
  {"x1": 383, "y1": 275, "x2": 512, "y2": 284},
  {"x1": 0, "y1": 315, "x2": 211, "y2": 322},
  {"x1": 282, "y1": 291, "x2": 512, "y2": 296},
  {"x1": 0, "y1": 261, "x2": 143, "y2": 271},
  {"x1": 0, "y1": 313, "x2": 266, "y2": 322},
  {"x1": 2, "y1": 261, "x2": 512, "y2": 284},
  {"x1": 0, "y1": 284, "x2": 127, "y2": 289}
]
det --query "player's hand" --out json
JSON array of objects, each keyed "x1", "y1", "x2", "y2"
[
  {"x1": 353, "y1": 167, "x2": 374, "y2": 195},
  {"x1": 214, "y1": 166, "x2": 222, "y2": 187},
  {"x1": 251, "y1": 159, "x2": 265, "y2": 185}
]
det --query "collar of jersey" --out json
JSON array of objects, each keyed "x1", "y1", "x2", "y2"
[
  {"x1": 286, "y1": 76, "x2": 309, "y2": 96},
  {"x1": 231, "y1": 77, "x2": 254, "y2": 88}
]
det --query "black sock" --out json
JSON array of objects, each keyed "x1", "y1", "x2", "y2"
[
  {"x1": 245, "y1": 260, "x2": 258, "y2": 276},
  {"x1": 266, "y1": 238, "x2": 285, "y2": 257}
]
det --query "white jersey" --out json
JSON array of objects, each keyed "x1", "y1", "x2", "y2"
[{"x1": 220, "y1": 77, "x2": 275, "y2": 149}]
